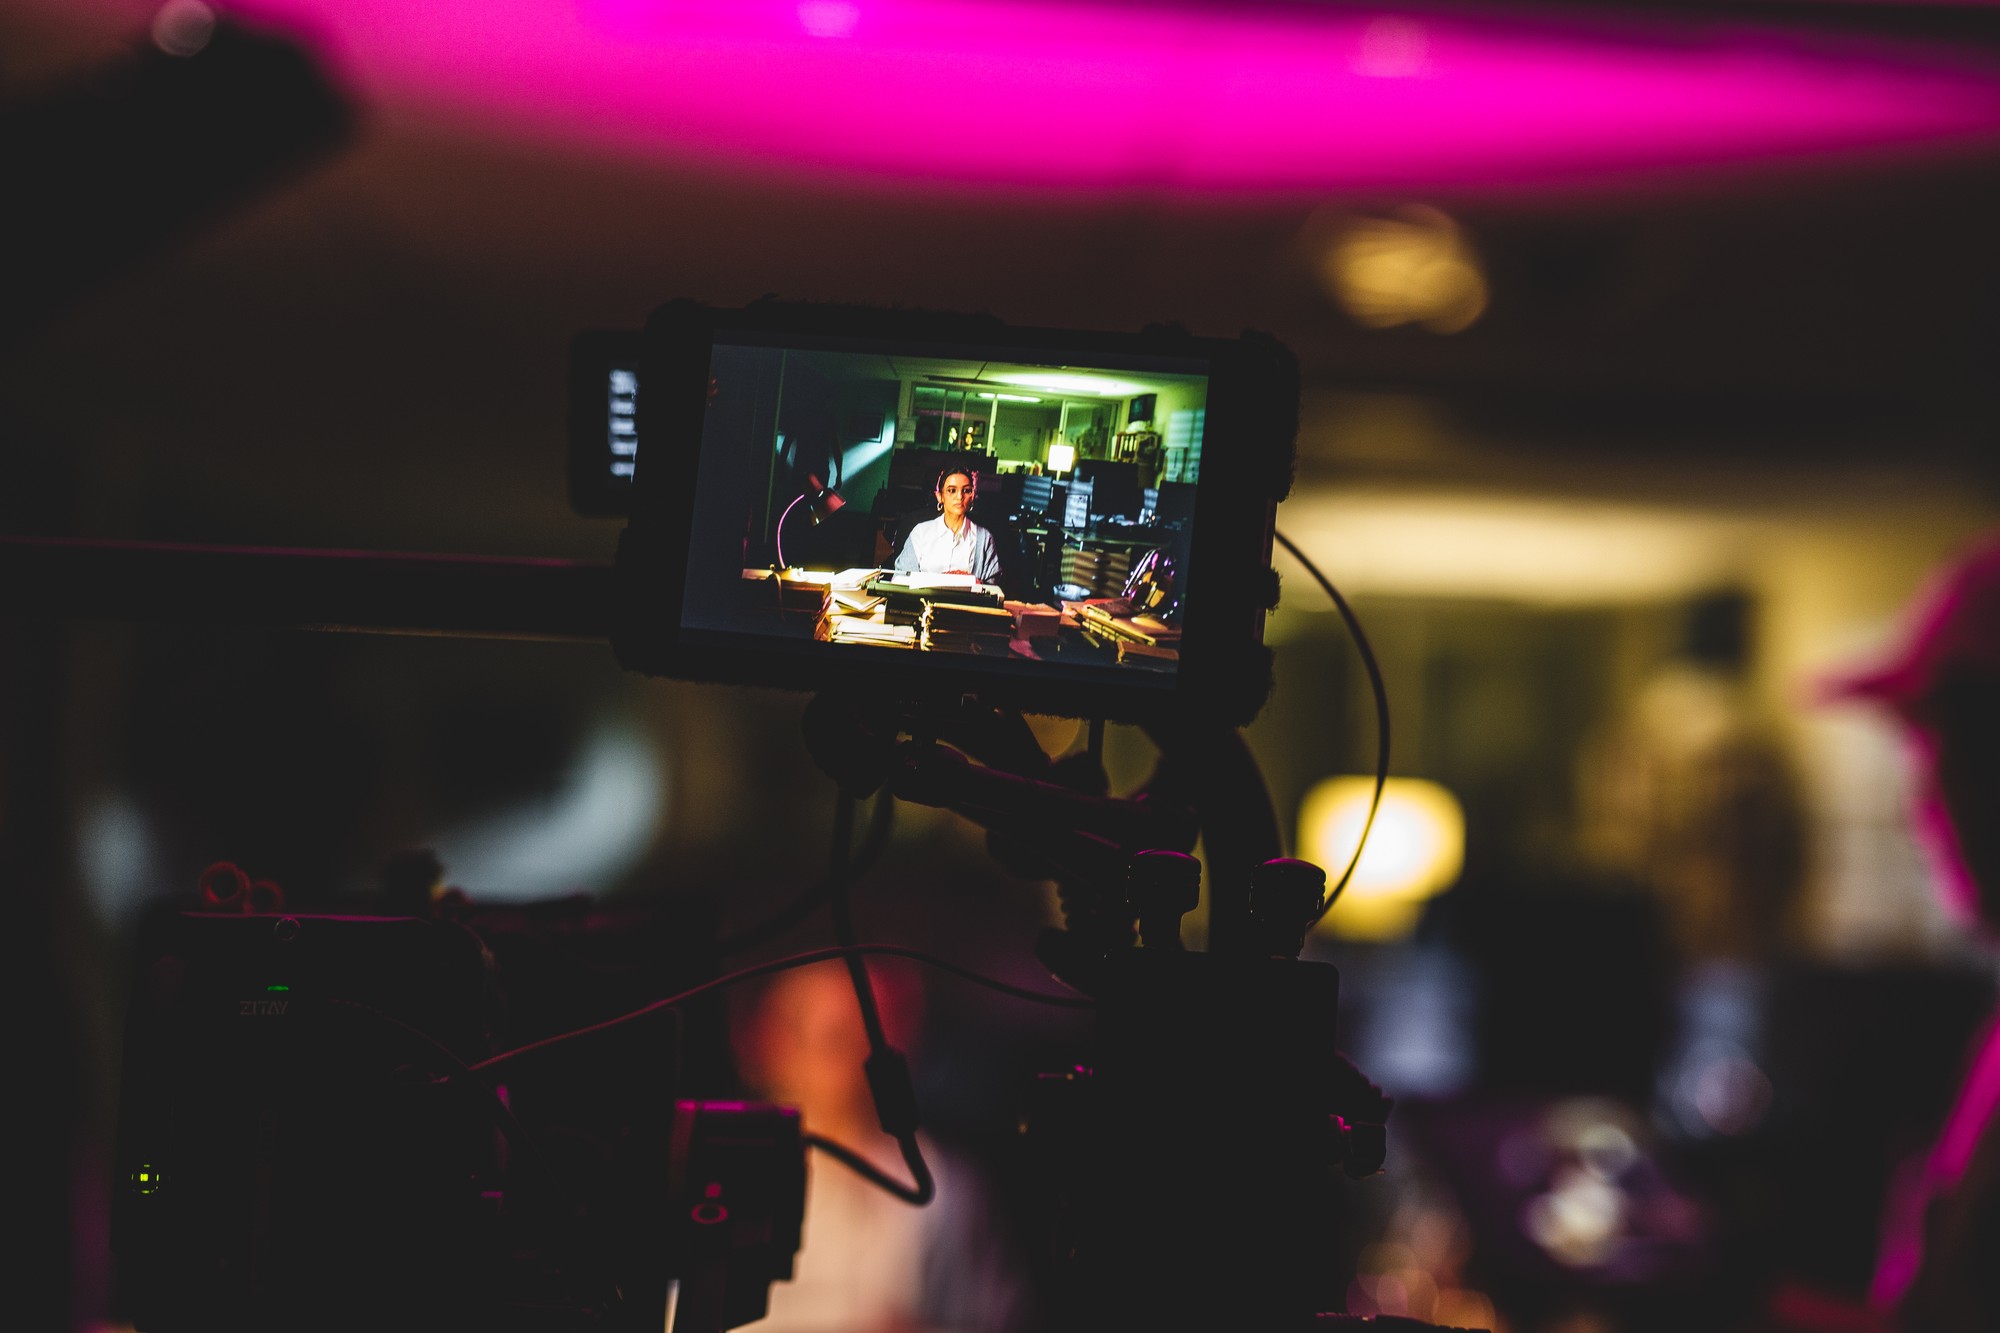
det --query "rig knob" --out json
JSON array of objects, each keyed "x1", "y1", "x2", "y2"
[
  {"x1": 1127, "y1": 849, "x2": 1201, "y2": 950},
  {"x1": 1248, "y1": 857, "x2": 1327, "y2": 958}
]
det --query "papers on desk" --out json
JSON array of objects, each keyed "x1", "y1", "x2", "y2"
[
  {"x1": 921, "y1": 600, "x2": 1014, "y2": 656},
  {"x1": 816, "y1": 615, "x2": 919, "y2": 647},
  {"x1": 1068, "y1": 601, "x2": 1181, "y2": 647},
  {"x1": 1054, "y1": 597, "x2": 1181, "y2": 671},
  {"x1": 818, "y1": 582, "x2": 1017, "y2": 654},
  {"x1": 832, "y1": 568, "x2": 889, "y2": 589},
  {"x1": 828, "y1": 586, "x2": 886, "y2": 616},
  {"x1": 877, "y1": 570, "x2": 982, "y2": 589},
  {"x1": 816, "y1": 596, "x2": 916, "y2": 648},
  {"x1": 868, "y1": 571, "x2": 1007, "y2": 605},
  {"x1": 819, "y1": 574, "x2": 917, "y2": 647},
  {"x1": 925, "y1": 601, "x2": 1014, "y2": 633}
]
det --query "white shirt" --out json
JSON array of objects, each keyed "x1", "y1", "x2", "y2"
[{"x1": 894, "y1": 516, "x2": 1001, "y2": 582}]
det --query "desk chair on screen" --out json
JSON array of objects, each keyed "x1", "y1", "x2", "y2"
[
  {"x1": 1018, "y1": 475, "x2": 1067, "y2": 524},
  {"x1": 1151, "y1": 480, "x2": 1197, "y2": 529},
  {"x1": 985, "y1": 472, "x2": 1026, "y2": 518},
  {"x1": 969, "y1": 498, "x2": 1041, "y2": 601},
  {"x1": 1076, "y1": 460, "x2": 1144, "y2": 522}
]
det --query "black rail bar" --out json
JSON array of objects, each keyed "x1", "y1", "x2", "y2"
[{"x1": 0, "y1": 536, "x2": 616, "y2": 640}]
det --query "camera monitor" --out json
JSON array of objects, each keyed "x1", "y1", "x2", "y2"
[{"x1": 613, "y1": 301, "x2": 1295, "y2": 724}]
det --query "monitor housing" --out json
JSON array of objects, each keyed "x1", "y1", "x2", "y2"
[{"x1": 613, "y1": 300, "x2": 1296, "y2": 725}]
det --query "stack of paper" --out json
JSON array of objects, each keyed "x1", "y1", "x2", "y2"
[
  {"x1": 827, "y1": 587, "x2": 886, "y2": 616},
  {"x1": 818, "y1": 617, "x2": 919, "y2": 648},
  {"x1": 1060, "y1": 548, "x2": 1135, "y2": 598},
  {"x1": 1114, "y1": 640, "x2": 1178, "y2": 671},
  {"x1": 922, "y1": 599, "x2": 1015, "y2": 656},
  {"x1": 1071, "y1": 602, "x2": 1180, "y2": 646},
  {"x1": 832, "y1": 568, "x2": 889, "y2": 589},
  {"x1": 926, "y1": 602, "x2": 1015, "y2": 634}
]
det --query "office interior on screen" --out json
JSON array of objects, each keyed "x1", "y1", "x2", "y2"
[{"x1": 682, "y1": 344, "x2": 1206, "y2": 668}]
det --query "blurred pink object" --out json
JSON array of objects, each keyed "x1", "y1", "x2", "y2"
[
  {"x1": 1819, "y1": 531, "x2": 2000, "y2": 722},
  {"x1": 87, "y1": 0, "x2": 2000, "y2": 194}
]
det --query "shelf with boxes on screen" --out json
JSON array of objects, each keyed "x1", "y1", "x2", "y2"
[{"x1": 737, "y1": 566, "x2": 1181, "y2": 670}]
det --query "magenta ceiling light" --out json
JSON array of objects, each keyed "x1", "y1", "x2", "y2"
[{"x1": 141, "y1": 0, "x2": 2000, "y2": 192}]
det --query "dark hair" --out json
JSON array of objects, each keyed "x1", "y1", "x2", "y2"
[{"x1": 935, "y1": 469, "x2": 978, "y2": 493}]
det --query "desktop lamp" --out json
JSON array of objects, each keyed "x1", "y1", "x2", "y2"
[
  {"x1": 1046, "y1": 442, "x2": 1077, "y2": 476},
  {"x1": 807, "y1": 480, "x2": 846, "y2": 520},
  {"x1": 774, "y1": 474, "x2": 846, "y2": 570}
]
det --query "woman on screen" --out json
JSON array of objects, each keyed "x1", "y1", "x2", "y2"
[{"x1": 894, "y1": 470, "x2": 1002, "y2": 583}]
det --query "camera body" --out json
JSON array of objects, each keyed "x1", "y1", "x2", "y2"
[{"x1": 112, "y1": 903, "x2": 802, "y2": 1333}]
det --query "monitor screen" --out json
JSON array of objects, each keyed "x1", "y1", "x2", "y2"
[{"x1": 672, "y1": 334, "x2": 1209, "y2": 689}]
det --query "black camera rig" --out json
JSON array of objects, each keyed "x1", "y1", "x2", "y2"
[{"x1": 0, "y1": 329, "x2": 1473, "y2": 1328}]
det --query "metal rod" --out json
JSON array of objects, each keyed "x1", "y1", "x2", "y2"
[{"x1": 0, "y1": 535, "x2": 616, "y2": 640}]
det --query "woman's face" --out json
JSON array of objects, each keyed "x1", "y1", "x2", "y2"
[{"x1": 938, "y1": 472, "x2": 974, "y2": 523}]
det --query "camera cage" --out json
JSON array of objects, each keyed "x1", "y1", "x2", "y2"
[{"x1": 611, "y1": 298, "x2": 1298, "y2": 726}]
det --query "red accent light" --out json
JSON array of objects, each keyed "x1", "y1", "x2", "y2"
[{"x1": 200, "y1": 860, "x2": 250, "y2": 908}]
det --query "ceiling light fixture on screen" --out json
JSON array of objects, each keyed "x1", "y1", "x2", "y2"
[{"x1": 991, "y1": 372, "x2": 1150, "y2": 396}]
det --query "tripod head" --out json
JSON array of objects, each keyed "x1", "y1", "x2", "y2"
[{"x1": 797, "y1": 691, "x2": 1452, "y2": 1330}]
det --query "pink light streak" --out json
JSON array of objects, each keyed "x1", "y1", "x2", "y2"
[{"x1": 165, "y1": 0, "x2": 2000, "y2": 191}]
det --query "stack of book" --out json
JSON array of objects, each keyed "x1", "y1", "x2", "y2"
[
  {"x1": 922, "y1": 600, "x2": 1016, "y2": 655},
  {"x1": 819, "y1": 618, "x2": 920, "y2": 648},
  {"x1": 744, "y1": 568, "x2": 839, "y2": 611},
  {"x1": 1060, "y1": 547, "x2": 1135, "y2": 598},
  {"x1": 826, "y1": 586, "x2": 884, "y2": 617},
  {"x1": 1065, "y1": 598, "x2": 1180, "y2": 670},
  {"x1": 817, "y1": 582, "x2": 925, "y2": 648},
  {"x1": 1113, "y1": 639, "x2": 1178, "y2": 671}
]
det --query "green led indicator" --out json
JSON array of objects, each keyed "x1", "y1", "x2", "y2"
[{"x1": 266, "y1": 984, "x2": 289, "y2": 992}]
